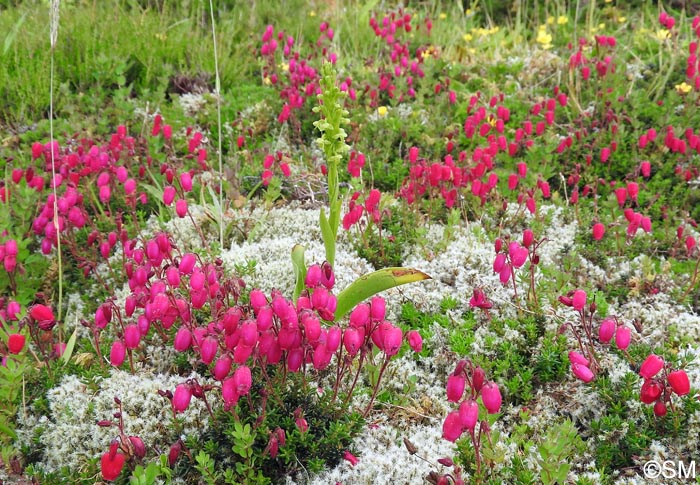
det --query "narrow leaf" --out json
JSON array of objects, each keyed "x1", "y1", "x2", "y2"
[
  {"x1": 3, "y1": 11, "x2": 27, "y2": 55},
  {"x1": 291, "y1": 244, "x2": 307, "y2": 302},
  {"x1": 319, "y1": 208, "x2": 336, "y2": 267},
  {"x1": 335, "y1": 268, "x2": 431, "y2": 320},
  {"x1": 62, "y1": 328, "x2": 78, "y2": 365}
]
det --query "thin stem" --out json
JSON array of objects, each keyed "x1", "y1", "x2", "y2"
[
  {"x1": 363, "y1": 356, "x2": 390, "y2": 417},
  {"x1": 50, "y1": 45, "x2": 63, "y2": 324},
  {"x1": 208, "y1": 0, "x2": 224, "y2": 249},
  {"x1": 342, "y1": 351, "x2": 365, "y2": 408}
]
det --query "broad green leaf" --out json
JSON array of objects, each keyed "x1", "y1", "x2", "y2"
[
  {"x1": 291, "y1": 245, "x2": 307, "y2": 302},
  {"x1": 319, "y1": 208, "x2": 335, "y2": 267},
  {"x1": 335, "y1": 268, "x2": 431, "y2": 320},
  {"x1": 62, "y1": 328, "x2": 78, "y2": 365}
]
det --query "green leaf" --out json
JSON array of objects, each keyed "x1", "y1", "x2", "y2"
[
  {"x1": 0, "y1": 421, "x2": 17, "y2": 440},
  {"x1": 291, "y1": 245, "x2": 307, "y2": 302},
  {"x1": 62, "y1": 328, "x2": 78, "y2": 365},
  {"x1": 319, "y1": 208, "x2": 335, "y2": 267},
  {"x1": 335, "y1": 268, "x2": 431, "y2": 320},
  {"x1": 3, "y1": 11, "x2": 27, "y2": 55}
]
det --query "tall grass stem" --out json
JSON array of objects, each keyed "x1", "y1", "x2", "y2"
[
  {"x1": 209, "y1": 0, "x2": 224, "y2": 249},
  {"x1": 49, "y1": 0, "x2": 63, "y2": 322}
]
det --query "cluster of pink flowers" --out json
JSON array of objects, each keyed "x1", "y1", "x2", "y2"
[
  {"x1": 367, "y1": 9, "x2": 431, "y2": 104},
  {"x1": 442, "y1": 360, "x2": 501, "y2": 443},
  {"x1": 684, "y1": 16, "x2": 700, "y2": 92},
  {"x1": 492, "y1": 233, "x2": 530, "y2": 286},
  {"x1": 259, "y1": 22, "x2": 336, "y2": 124},
  {"x1": 399, "y1": 147, "x2": 468, "y2": 208},
  {"x1": 637, "y1": 354, "x2": 690, "y2": 417},
  {"x1": 262, "y1": 151, "x2": 292, "y2": 186},
  {"x1": 559, "y1": 289, "x2": 633, "y2": 383},
  {"x1": 88, "y1": 228, "x2": 422, "y2": 471},
  {"x1": 0, "y1": 238, "x2": 18, "y2": 273},
  {"x1": 346, "y1": 150, "x2": 366, "y2": 178},
  {"x1": 342, "y1": 189, "x2": 382, "y2": 230}
]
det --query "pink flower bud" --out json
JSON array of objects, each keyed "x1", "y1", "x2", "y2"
[
  {"x1": 370, "y1": 296, "x2": 386, "y2": 321},
  {"x1": 295, "y1": 417, "x2": 309, "y2": 433},
  {"x1": 326, "y1": 326, "x2": 342, "y2": 353},
  {"x1": 407, "y1": 330, "x2": 423, "y2": 353},
  {"x1": 313, "y1": 344, "x2": 332, "y2": 370},
  {"x1": 653, "y1": 400, "x2": 667, "y2": 417},
  {"x1": 382, "y1": 325, "x2": 403, "y2": 357},
  {"x1": 640, "y1": 380, "x2": 663, "y2": 404},
  {"x1": 493, "y1": 253, "x2": 507, "y2": 273},
  {"x1": 180, "y1": 172, "x2": 193, "y2": 192},
  {"x1": 343, "y1": 450, "x2": 359, "y2": 466},
  {"x1": 571, "y1": 363, "x2": 595, "y2": 383},
  {"x1": 522, "y1": 229, "x2": 534, "y2": 248},
  {"x1": 446, "y1": 374, "x2": 466, "y2": 402},
  {"x1": 163, "y1": 186, "x2": 176, "y2": 205},
  {"x1": 124, "y1": 324, "x2": 141, "y2": 349},
  {"x1": 305, "y1": 264, "x2": 322, "y2": 287},
  {"x1": 129, "y1": 436, "x2": 146, "y2": 459},
  {"x1": 173, "y1": 327, "x2": 192, "y2": 352},
  {"x1": 667, "y1": 370, "x2": 690, "y2": 396},
  {"x1": 349, "y1": 303, "x2": 370, "y2": 329},
  {"x1": 572, "y1": 289, "x2": 587, "y2": 311},
  {"x1": 175, "y1": 199, "x2": 187, "y2": 218},
  {"x1": 640, "y1": 160, "x2": 651, "y2": 177},
  {"x1": 481, "y1": 381, "x2": 502, "y2": 414},
  {"x1": 599, "y1": 318, "x2": 616, "y2": 343},
  {"x1": 179, "y1": 253, "x2": 197, "y2": 275},
  {"x1": 7, "y1": 333, "x2": 26, "y2": 354},
  {"x1": 200, "y1": 336, "x2": 218, "y2": 364},
  {"x1": 101, "y1": 448, "x2": 125, "y2": 481},
  {"x1": 320, "y1": 261, "x2": 335, "y2": 289},
  {"x1": 442, "y1": 411, "x2": 464, "y2": 442},
  {"x1": 30, "y1": 304, "x2": 55, "y2": 324},
  {"x1": 615, "y1": 325, "x2": 631, "y2": 350},
  {"x1": 508, "y1": 242, "x2": 528, "y2": 268},
  {"x1": 639, "y1": 354, "x2": 664, "y2": 379},
  {"x1": 168, "y1": 440, "x2": 181, "y2": 467},
  {"x1": 568, "y1": 351, "x2": 589, "y2": 367},
  {"x1": 213, "y1": 356, "x2": 232, "y2": 381},
  {"x1": 233, "y1": 365, "x2": 252, "y2": 395},
  {"x1": 173, "y1": 384, "x2": 192, "y2": 413},
  {"x1": 110, "y1": 340, "x2": 126, "y2": 367},
  {"x1": 222, "y1": 377, "x2": 240, "y2": 406},
  {"x1": 459, "y1": 399, "x2": 479, "y2": 430},
  {"x1": 592, "y1": 222, "x2": 605, "y2": 240},
  {"x1": 343, "y1": 327, "x2": 364, "y2": 355}
]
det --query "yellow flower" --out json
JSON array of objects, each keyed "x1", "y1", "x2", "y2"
[
  {"x1": 655, "y1": 29, "x2": 671, "y2": 40},
  {"x1": 617, "y1": 16, "x2": 626, "y2": 23},
  {"x1": 547, "y1": 16, "x2": 555, "y2": 25},
  {"x1": 309, "y1": 10, "x2": 316, "y2": 17},
  {"x1": 263, "y1": 76, "x2": 271, "y2": 86},
  {"x1": 278, "y1": 62, "x2": 289, "y2": 72},
  {"x1": 465, "y1": 8, "x2": 474, "y2": 16},
  {"x1": 463, "y1": 33, "x2": 473, "y2": 42},
  {"x1": 155, "y1": 33, "x2": 167, "y2": 41},
  {"x1": 536, "y1": 27, "x2": 553, "y2": 48},
  {"x1": 439, "y1": 13, "x2": 447, "y2": 19},
  {"x1": 676, "y1": 82, "x2": 692, "y2": 94},
  {"x1": 377, "y1": 106, "x2": 388, "y2": 117},
  {"x1": 557, "y1": 15, "x2": 569, "y2": 25}
]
